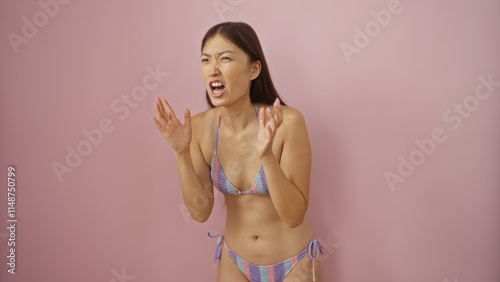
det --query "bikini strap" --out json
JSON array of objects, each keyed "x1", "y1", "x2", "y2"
[{"x1": 213, "y1": 115, "x2": 221, "y2": 153}]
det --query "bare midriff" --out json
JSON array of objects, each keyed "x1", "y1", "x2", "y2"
[{"x1": 223, "y1": 194, "x2": 313, "y2": 265}]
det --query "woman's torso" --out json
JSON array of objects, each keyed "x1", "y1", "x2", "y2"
[{"x1": 195, "y1": 103, "x2": 313, "y2": 265}]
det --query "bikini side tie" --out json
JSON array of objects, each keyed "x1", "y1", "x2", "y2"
[
  {"x1": 308, "y1": 237, "x2": 324, "y2": 281},
  {"x1": 207, "y1": 230, "x2": 223, "y2": 267}
]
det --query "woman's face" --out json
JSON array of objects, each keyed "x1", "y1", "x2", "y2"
[{"x1": 201, "y1": 34, "x2": 255, "y2": 107}]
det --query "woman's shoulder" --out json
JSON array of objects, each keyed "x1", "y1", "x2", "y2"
[
  {"x1": 280, "y1": 105, "x2": 304, "y2": 120},
  {"x1": 259, "y1": 103, "x2": 307, "y2": 139},
  {"x1": 191, "y1": 107, "x2": 216, "y2": 124},
  {"x1": 189, "y1": 108, "x2": 218, "y2": 153},
  {"x1": 190, "y1": 107, "x2": 218, "y2": 137},
  {"x1": 257, "y1": 103, "x2": 304, "y2": 120},
  {"x1": 279, "y1": 105, "x2": 306, "y2": 130}
]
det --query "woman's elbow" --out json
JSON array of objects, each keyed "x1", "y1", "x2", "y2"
[
  {"x1": 187, "y1": 206, "x2": 212, "y2": 223},
  {"x1": 193, "y1": 215, "x2": 209, "y2": 223},
  {"x1": 283, "y1": 200, "x2": 308, "y2": 228},
  {"x1": 284, "y1": 215, "x2": 305, "y2": 228}
]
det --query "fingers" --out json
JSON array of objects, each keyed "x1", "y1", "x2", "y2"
[
  {"x1": 151, "y1": 116, "x2": 164, "y2": 131},
  {"x1": 184, "y1": 108, "x2": 191, "y2": 127},
  {"x1": 260, "y1": 98, "x2": 284, "y2": 138},
  {"x1": 154, "y1": 101, "x2": 166, "y2": 119},
  {"x1": 160, "y1": 97, "x2": 175, "y2": 120},
  {"x1": 154, "y1": 102, "x2": 166, "y2": 129},
  {"x1": 265, "y1": 120, "x2": 273, "y2": 140},
  {"x1": 155, "y1": 97, "x2": 182, "y2": 123},
  {"x1": 259, "y1": 107, "x2": 266, "y2": 129},
  {"x1": 265, "y1": 107, "x2": 276, "y2": 132},
  {"x1": 265, "y1": 103, "x2": 283, "y2": 131},
  {"x1": 152, "y1": 97, "x2": 192, "y2": 129},
  {"x1": 273, "y1": 98, "x2": 284, "y2": 126},
  {"x1": 154, "y1": 97, "x2": 169, "y2": 123}
]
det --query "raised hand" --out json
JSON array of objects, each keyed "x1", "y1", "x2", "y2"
[
  {"x1": 257, "y1": 98, "x2": 284, "y2": 159},
  {"x1": 152, "y1": 97, "x2": 192, "y2": 154}
]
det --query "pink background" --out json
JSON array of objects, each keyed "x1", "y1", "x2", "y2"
[{"x1": 1, "y1": 0, "x2": 499, "y2": 281}]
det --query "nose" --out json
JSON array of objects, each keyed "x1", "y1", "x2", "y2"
[{"x1": 209, "y1": 61, "x2": 220, "y2": 77}]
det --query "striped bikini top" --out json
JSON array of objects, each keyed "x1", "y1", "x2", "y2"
[{"x1": 210, "y1": 104, "x2": 270, "y2": 195}]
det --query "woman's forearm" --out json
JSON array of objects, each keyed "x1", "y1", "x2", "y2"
[
  {"x1": 261, "y1": 154, "x2": 308, "y2": 228},
  {"x1": 174, "y1": 150, "x2": 214, "y2": 223}
]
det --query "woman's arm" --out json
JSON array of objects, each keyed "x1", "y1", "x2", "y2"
[
  {"x1": 175, "y1": 115, "x2": 214, "y2": 223},
  {"x1": 152, "y1": 97, "x2": 214, "y2": 223},
  {"x1": 259, "y1": 105, "x2": 311, "y2": 228}
]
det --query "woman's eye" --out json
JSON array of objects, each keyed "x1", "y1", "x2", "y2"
[
  {"x1": 221, "y1": 57, "x2": 231, "y2": 61},
  {"x1": 201, "y1": 58, "x2": 209, "y2": 63}
]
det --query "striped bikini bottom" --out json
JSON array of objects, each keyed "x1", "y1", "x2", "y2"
[{"x1": 208, "y1": 231, "x2": 323, "y2": 282}]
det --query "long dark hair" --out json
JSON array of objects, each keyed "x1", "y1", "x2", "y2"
[{"x1": 201, "y1": 22, "x2": 286, "y2": 108}]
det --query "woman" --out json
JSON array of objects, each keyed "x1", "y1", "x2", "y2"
[{"x1": 152, "y1": 22, "x2": 322, "y2": 282}]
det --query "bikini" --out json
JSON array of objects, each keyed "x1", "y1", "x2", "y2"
[{"x1": 208, "y1": 104, "x2": 323, "y2": 282}]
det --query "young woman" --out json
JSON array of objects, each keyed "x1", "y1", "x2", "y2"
[{"x1": 152, "y1": 22, "x2": 322, "y2": 282}]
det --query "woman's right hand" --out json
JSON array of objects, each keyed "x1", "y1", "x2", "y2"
[{"x1": 152, "y1": 97, "x2": 192, "y2": 154}]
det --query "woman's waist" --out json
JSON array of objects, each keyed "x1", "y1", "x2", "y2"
[{"x1": 221, "y1": 218, "x2": 313, "y2": 264}]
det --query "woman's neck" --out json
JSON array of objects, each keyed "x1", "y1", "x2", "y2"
[{"x1": 219, "y1": 99, "x2": 259, "y2": 133}]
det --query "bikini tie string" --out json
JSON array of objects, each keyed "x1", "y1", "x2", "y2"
[
  {"x1": 207, "y1": 230, "x2": 223, "y2": 267},
  {"x1": 308, "y1": 237, "x2": 324, "y2": 281}
]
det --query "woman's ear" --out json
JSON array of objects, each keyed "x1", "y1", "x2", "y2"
[{"x1": 250, "y1": 60, "x2": 262, "y2": 80}]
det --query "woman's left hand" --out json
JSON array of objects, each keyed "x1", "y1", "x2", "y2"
[{"x1": 257, "y1": 98, "x2": 283, "y2": 159}]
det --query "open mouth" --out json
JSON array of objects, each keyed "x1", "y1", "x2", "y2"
[{"x1": 210, "y1": 81, "x2": 226, "y2": 96}]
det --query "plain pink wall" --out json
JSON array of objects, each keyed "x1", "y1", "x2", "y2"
[{"x1": 1, "y1": 0, "x2": 499, "y2": 281}]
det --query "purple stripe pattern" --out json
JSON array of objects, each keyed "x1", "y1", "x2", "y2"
[{"x1": 209, "y1": 231, "x2": 323, "y2": 282}]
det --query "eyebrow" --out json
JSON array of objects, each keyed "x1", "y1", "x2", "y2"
[{"x1": 201, "y1": 50, "x2": 236, "y2": 57}]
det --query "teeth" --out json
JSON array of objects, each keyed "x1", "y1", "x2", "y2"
[{"x1": 211, "y1": 81, "x2": 223, "y2": 87}]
